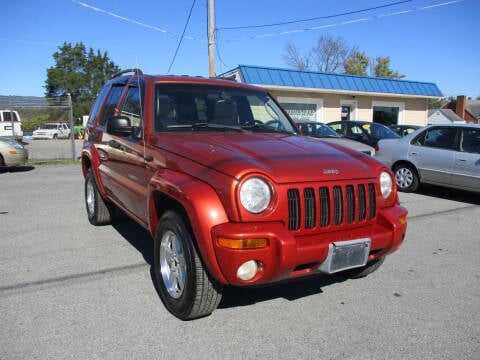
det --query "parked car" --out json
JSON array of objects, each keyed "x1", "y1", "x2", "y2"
[
  {"x1": 0, "y1": 136, "x2": 28, "y2": 167},
  {"x1": 33, "y1": 122, "x2": 71, "y2": 140},
  {"x1": 82, "y1": 69, "x2": 407, "y2": 320},
  {"x1": 296, "y1": 121, "x2": 375, "y2": 155},
  {"x1": 375, "y1": 124, "x2": 480, "y2": 193},
  {"x1": 389, "y1": 124, "x2": 422, "y2": 137},
  {"x1": 327, "y1": 120, "x2": 400, "y2": 148}
]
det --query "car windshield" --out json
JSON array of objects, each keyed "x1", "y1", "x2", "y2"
[
  {"x1": 298, "y1": 122, "x2": 340, "y2": 138},
  {"x1": 362, "y1": 123, "x2": 399, "y2": 140},
  {"x1": 154, "y1": 84, "x2": 296, "y2": 134}
]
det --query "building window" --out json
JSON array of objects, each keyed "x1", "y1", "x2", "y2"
[
  {"x1": 372, "y1": 101, "x2": 404, "y2": 126},
  {"x1": 277, "y1": 97, "x2": 323, "y2": 122}
]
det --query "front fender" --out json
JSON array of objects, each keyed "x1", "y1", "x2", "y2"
[{"x1": 148, "y1": 169, "x2": 231, "y2": 284}]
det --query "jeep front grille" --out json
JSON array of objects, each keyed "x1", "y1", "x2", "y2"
[{"x1": 287, "y1": 183, "x2": 376, "y2": 231}]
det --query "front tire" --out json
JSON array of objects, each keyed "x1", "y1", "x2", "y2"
[
  {"x1": 154, "y1": 211, "x2": 222, "y2": 320},
  {"x1": 393, "y1": 163, "x2": 419, "y2": 192},
  {"x1": 85, "y1": 168, "x2": 113, "y2": 225}
]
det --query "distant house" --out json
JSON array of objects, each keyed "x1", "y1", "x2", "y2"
[
  {"x1": 441, "y1": 95, "x2": 480, "y2": 124},
  {"x1": 427, "y1": 109, "x2": 465, "y2": 124},
  {"x1": 219, "y1": 65, "x2": 443, "y2": 127}
]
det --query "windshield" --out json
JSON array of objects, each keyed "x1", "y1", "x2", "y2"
[
  {"x1": 298, "y1": 122, "x2": 340, "y2": 138},
  {"x1": 154, "y1": 84, "x2": 296, "y2": 134},
  {"x1": 364, "y1": 123, "x2": 400, "y2": 140}
]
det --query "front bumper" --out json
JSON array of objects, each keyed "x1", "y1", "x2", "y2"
[
  {"x1": 3, "y1": 148, "x2": 28, "y2": 166},
  {"x1": 211, "y1": 205, "x2": 407, "y2": 285}
]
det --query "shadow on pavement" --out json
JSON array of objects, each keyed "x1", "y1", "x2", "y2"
[
  {"x1": 111, "y1": 211, "x2": 348, "y2": 310},
  {"x1": 417, "y1": 184, "x2": 480, "y2": 205},
  {"x1": 0, "y1": 165, "x2": 35, "y2": 173}
]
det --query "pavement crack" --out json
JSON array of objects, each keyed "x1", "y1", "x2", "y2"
[{"x1": 0, "y1": 262, "x2": 149, "y2": 295}]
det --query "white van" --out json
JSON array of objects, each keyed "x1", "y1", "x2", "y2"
[{"x1": 0, "y1": 110, "x2": 23, "y2": 141}]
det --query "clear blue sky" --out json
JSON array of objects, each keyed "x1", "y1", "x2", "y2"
[{"x1": 1, "y1": 0, "x2": 478, "y2": 98}]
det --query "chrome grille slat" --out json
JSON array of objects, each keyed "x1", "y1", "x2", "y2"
[{"x1": 287, "y1": 183, "x2": 377, "y2": 231}]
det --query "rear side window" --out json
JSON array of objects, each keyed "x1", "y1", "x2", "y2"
[
  {"x1": 99, "y1": 85, "x2": 126, "y2": 126},
  {"x1": 461, "y1": 128, "x2": 480, "y2": 154}
]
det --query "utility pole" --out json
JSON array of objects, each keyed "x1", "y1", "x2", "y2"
[{"x1": 208, "y1": 0, "x2": 215, "y2": 77}]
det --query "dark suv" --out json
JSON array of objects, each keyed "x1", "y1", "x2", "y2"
[
  {"x1": 81, "y1": 69, "x2": 407, "y2": 320},
  {"x1": 327, "y1": 120, "x2": 400, "y2": 148}
]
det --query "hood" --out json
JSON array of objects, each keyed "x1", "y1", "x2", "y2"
[
  {"x1": 152, "y1": 132, "x2": 379, "y2": 183},
  {"x1": 320, "y1": 137, "x2": 375, "y2": 156}
]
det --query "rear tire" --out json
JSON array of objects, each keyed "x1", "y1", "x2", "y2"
[
  {"x1": 393, "y1": 163, "x2": 419, "y2": 192},
  {"x1": 85, "y1": 168, "x2": 112, "y2": 225},
  {"x1": 154, "y1": 211, "x2": 222, "y2": 320}
]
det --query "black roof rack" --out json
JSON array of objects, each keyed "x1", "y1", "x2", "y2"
[{"x1": 111, "y1": 68, "x2": 143, "y2": 79}]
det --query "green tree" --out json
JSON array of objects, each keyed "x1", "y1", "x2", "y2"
[
  {"x1": 344, "y1": 51, "x2": 369, "y2": 76},
  {"x1": 428, "y1": 97, "x2": 448, "y2": 109},
  {"x1": 372, "y1": 56, "x2": 405, "y2": 79},
  {"x1": 45, "y1": 42, "x2": 120, "y2": 118}
]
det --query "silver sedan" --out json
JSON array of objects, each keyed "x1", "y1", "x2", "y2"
[
  {"x1": 375, "y1": 124, "x2": 480, "y2": 193},
  {"x1": 0, "y1": 137, "x2": 28, "y2": 167}
]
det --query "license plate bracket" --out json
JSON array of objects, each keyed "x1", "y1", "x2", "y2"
[{"x1": 319, "y1": 238, "x2": 371, "y2": 274}]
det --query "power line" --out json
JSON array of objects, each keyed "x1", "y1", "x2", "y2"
[
  {"x1": 216, "y1": 0, "x2": 413, "y2": 30},
  {"x1": 72, "y1": 0, "x2": 204, "y2": 42},
  {"x1": 221, "y1": 0, "x2": 465, "y2": 42},
  {"x1": 167, "y1": 0, "x2": 197, "y2": 73}
]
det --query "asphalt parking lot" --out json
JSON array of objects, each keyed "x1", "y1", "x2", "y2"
[{"x1": 1, "y1": 164, "x2": 479, "y2": 360}]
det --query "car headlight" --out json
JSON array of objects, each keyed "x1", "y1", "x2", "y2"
[
  {"x1": 379, "y1": 171, "x2": 393, "y2": 199},
  {"x1": 240, "y1": 177, "x2": 271, "y2": 214}
]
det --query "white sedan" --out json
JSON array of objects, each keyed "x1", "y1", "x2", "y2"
[{"x1": 375, "y1": 124, "x2": 480, "y2": 193}]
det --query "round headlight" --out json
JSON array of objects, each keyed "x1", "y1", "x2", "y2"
[
  {"x1": 380, "y1": 171, "x2": 393, "y2": 199},
  {"x1": 240, "y1": 177, "x2": 271, "y2": 214}
]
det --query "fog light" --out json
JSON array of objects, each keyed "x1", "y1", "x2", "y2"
[{"x1": 237, "y1": 260, "x2": 258, "y2": 281}]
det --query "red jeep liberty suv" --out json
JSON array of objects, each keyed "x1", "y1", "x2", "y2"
[{"x1": 81, "y1": 69, "x2": 407, "y2": 320}]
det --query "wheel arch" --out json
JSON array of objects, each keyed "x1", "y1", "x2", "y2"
[
  {"x1": 392, "y1": 159, "x2": 421, "y2": 181},
  {"x1": 81, "y1": 147, "x2": 108, "y2": 198},
  {"x1": 148, "y1": 171, "x2": 230, "y2": 284}
]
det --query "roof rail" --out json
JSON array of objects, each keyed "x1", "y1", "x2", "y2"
[{"x1": 111, "y1": 68, "x2": 143, "y2": 79}]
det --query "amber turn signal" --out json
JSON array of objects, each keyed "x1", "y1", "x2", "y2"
[{"x1": 218, "y1": 237, "x2": 268, "y2": 250}]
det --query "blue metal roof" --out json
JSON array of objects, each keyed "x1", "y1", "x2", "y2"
[{"x1": 220, "y1": 65, "x2": 443, "y2": 97}]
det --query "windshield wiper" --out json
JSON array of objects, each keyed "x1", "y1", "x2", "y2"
[
  {"x1": 241, "y1": 124, "x2": 295, "y2": 135},
  {"x1": 191, "y1": 122, "x2": 245, "y2": 132}
]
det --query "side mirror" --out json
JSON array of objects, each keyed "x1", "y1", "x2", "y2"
[{"x1": 106, "y1": 116, "x2": 133, "y2": 137}]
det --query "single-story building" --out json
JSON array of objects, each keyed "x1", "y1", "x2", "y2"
[{"x1": 219, "y1": 65, "x2": 443, "y2": 127}]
